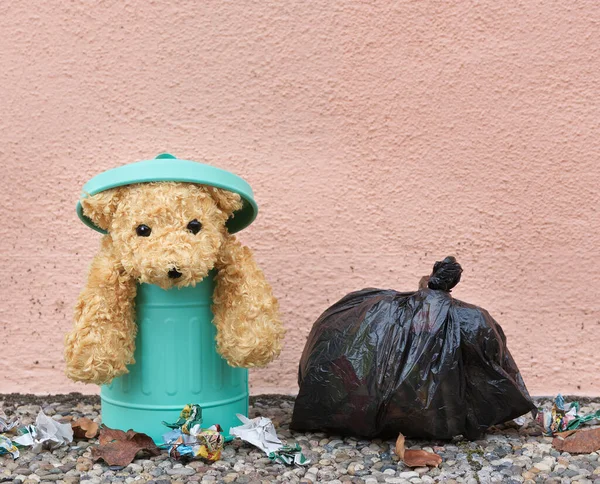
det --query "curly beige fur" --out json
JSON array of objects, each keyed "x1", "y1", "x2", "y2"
[
  {"x1": 64, "y1": 237, "x2": 137, "y2": 384},
  {"x1": 65, "y1": 182, "x2": 284, "y2": 385},
  {"x1": 213, "y1": 236, "x2": 285, "y2": 367}
]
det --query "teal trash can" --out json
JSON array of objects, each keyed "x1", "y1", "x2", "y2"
[
  {"x1": 76, "y1": 153, "x2": 259, "y2": 443},
  {"x1": 100, "y1": 273, "x2": 248, "y2": 443}
]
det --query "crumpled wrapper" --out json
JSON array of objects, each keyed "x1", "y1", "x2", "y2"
[
  {"x1": 0, "y1": 413, "x2": 19, "y2": 433},
  {"x1": 0, "y1": 434, "x2": 19, "y2": 459},
  {"x1": 162, "y1": 404, "x2": 203, "y2": 435},
  {"x1": 537, "y1": 395, "x2": 600, "y2": 436},
  {"x1": 229, "y1": 414, "x2": 283, "y2": 455},
  {"x1": 269, "y1": 444, "x2": 309, "y2": 465},
  {"x1": 163, "y1": 424, "x2": 224, "y2": 462},
  {"x1": 229, "y1": 414, "x2": 310, "y2": 466},
  {"x1": 14, "y1": 410, "x2": 73, "y2": 453}
]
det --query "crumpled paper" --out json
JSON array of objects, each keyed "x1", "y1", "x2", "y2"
[
  {"x1": 230, "y1": 414, "x2": 283, "y2": 454},
  {"x1": 14, "y1": 410, "x2": 73, "y2": 453},
  {"x1": 0, "y1": 434, "x2": 19, "y2": 459},
  {"x1": 513, "y1": 416, "x2": 527, "y2": 427},
  {"x1": 537, "y1": 395, "x2": 600, "y2": 436},
  {"x1": 229, "y1": 414, "x2": 309, "y2": 466},
  {"x1": 0, "y1": 413, "x2": 19, "y2": 433}
]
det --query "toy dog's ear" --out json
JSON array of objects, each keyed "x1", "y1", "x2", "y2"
[
  {"x1": 80, "y1": 188, "x2": 122, "y2": 231},
  {"x1": 206, "y1": 187, "x2": 244, "y2": 219}
]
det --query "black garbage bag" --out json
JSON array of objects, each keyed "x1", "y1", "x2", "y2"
[{"x1": 291, "y1": 257, "x2": 535, "y2": 440}]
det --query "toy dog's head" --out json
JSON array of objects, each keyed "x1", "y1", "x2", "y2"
[
  {"x1": 67, "y1": 177, "x2": 284, "y2": 384},
  {"x1": 81, "y1": 182, "x2": 243, "y2": 289}
]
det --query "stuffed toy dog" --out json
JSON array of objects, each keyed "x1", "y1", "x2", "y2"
[{"x1": 65, "y1": 181, "x2": 285, "y2": 385}]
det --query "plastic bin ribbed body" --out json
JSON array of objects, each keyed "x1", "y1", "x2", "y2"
[{"x1": 100, "y1": 271, "x2": 249, "y2": 443}]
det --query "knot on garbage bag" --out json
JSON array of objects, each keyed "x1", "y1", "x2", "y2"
[{"x1": 427, "y1": 256, "x2": 463, "y2": 292}]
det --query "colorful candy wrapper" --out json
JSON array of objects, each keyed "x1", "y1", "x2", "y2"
[
  {"x1": 537, "y1": 395, "x2": 600, "y2": 436},
  {"x1": 269, "y1": 444, "x2": 309, "y2": 466},
  {"x1": 162, "y1": 404, "x2": 203, "y2": 435},
  {"x1": 163, "y1": 424, "x2": 224, "y2": 462},
  {"x1": 162, "y1": 405, "x2": 223, "y2": 463},
  {"x1": 0, "y1": 434, "x2": 20, "y2": 459}
]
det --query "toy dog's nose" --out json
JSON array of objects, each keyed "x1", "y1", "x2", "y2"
[{"x1": 168, "y1": 268, "x2": 182, "y2": 279}]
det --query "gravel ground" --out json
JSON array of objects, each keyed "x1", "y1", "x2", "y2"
[{"x1": 1, "y1": 394, "x2": 599, "y2": 484}]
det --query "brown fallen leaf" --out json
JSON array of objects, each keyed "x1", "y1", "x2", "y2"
[
  {"x1": 395, "y1": 433, "x2": 442, "y2": 467},
  {"x1": 555, "y1": 430, "x2": 577, "y2": 440},
  {"x1": 91, "y1": 425, "x2": 160, "y2": 466},
  {"x1": 97, "y1": 426, "x2": 129, "y2": 446},
  {"x1": 552, "y1": 427, "x2": 600, "y2": 454},
  {"x1": 72, "y1": 418, "x2": 99, "y2": 439}
]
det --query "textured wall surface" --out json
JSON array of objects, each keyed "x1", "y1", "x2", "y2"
[{"x1": 1, "y1": 1, "x2": 599, "y2": 396}]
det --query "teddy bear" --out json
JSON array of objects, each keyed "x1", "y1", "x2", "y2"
[{"x1": 64, "y1": 181, "x2": 285, "y2": 385}]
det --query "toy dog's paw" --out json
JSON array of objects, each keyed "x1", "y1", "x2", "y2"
[
  {"x1": 65, "y1": 355, "x2": 131, "y2": 385},
  {"x1": 64, "y1": 333, "x2": 134, "y2": 385},
  {"x1": 226, "y1": 345, "x2": 281, "y2": 368},
  {"x1": 222, "y1": 346, "x2": 281, "y2": 368},
  {"x1": 216, "y1": 315, "x2": 285, "y2": 368}
]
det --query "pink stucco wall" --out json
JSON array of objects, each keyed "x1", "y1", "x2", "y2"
[{"x1": 1, "y1": 1, "x2": 599, "y2": 396}]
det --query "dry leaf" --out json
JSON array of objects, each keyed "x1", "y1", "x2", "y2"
[
  {"x1": 395, "y1": 433, "x2": 442, "y2": 467},
  {"x1": 552, "y1": 427, "x2": 600, "y2": 454},
  {"x1": 98, "y1": 426, "x2": 129, "y2": 446},
  {"x1": 555, "y1": 430, "x2": 577, "y2": 440},
  {"x1": 91, "y1": 425, "x2": 160, "y2": 466},
  {"x1": 72, "y1": 418, "x2": 99, "y2": 439}
]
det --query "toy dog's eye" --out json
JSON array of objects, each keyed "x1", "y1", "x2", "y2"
[
  {"x1": 187, "y1": 219, "x2": 202, "y2": 235},
  {"x1": 136, "y1": 224, "x2": 152, "y2": 237}
]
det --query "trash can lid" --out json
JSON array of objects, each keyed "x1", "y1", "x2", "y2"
[{"x1": 76, "y1": 153, "x2": 258, "y2": 234}]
